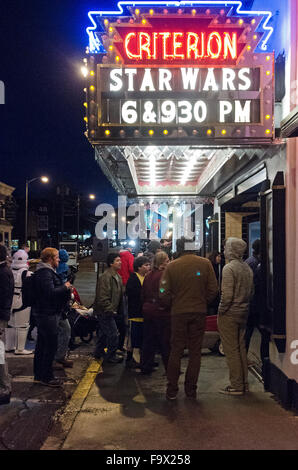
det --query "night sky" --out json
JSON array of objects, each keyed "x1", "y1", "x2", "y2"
[{"x1": 0, "y1": 0, "x2": 118, "y2": 205}]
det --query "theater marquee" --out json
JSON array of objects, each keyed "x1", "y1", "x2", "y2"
[{"x1": 84, "y1": 2, "x2": 275, "y2": 145}]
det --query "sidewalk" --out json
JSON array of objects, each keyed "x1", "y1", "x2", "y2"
[{"x1": 46, "y1": 350, "x2": 298, "y2": 451}]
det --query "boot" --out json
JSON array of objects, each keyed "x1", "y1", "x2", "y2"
[
  {"x1": 5, "y1": 328, "x2": 16, "y2": 352},
  {"x1": 14, "y1": 327, "x2": 34, "y2": 355}
]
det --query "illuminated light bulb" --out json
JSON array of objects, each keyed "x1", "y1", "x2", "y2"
[
  {"x1": 90, "y1": 70, "x2": 95, "y2": 76},
  {"x1": 115, "y1": 56, "x2": 120, "y2": 62},
  {"x1": 109, "y1": 26, "x2": 113, "y2": 33},
  {"x1": 81, "y1": 66, "x2": 88, "y2": 77},
  {"x1": 220, "y1": 9, "x2": 225, "y2": 16},
  {"x1": 149, "y1": 129, "x2": 154, "y2": 136},
  {"x1": 90, "y1": 85, "x2": 95, "y2": 92},
  {"x1": 266, "y1": 55, "x2": 271, "y2": 61},
  {"x1": 104, "y1": 19, "x2": 109, "y2": 25},
  {"x1": 265, "y1": 129, "x2": 271, "y2": 134},
  {"x1": 191, "y1": 9, "x2": 196, "y2": 15},
  {"x1": 266, "y1": 70, "x2": 271, "y2": 76},
  {"x1": 206, "y1": 9, "x2": 211, "y2": 15},
  {"x1": 142, "y1": 18, "x2": 146, "y2": 24},
  {"x1": 108, "y1": 45, "x2": 113, "y2": 51},
  {"x1": 221, "y1": 129, "x2": 227, "y2": 135},
  {"x1": 149, "y1": 9, "x2": 154, "y2": 15},
  {"x1": 163, "y1": 129, "x2": 168, "y2": 135},
  {"x1": 84, "y1": 117, "x2": 88, "y2": 122},
  {"x1": 135, "y1": 8, "x2": 140, "y2": 15},
  {"x1": 251, "y1": 19, "x2": 256, "y2": 24},
  {"x1": 265, "y1": 114, "x2": 271, "y2": 120},
  {"x1": 207, "y1": 129, "x2": 212, "y2": 135},
  {"x1": 239, "y1": 19, "x2": 244, "y2": 25},
  {"x1": 253, "y1": 34, "x2": 257, "y2": 40},
  {"x1": 83, "y1": 88, "x2": 87, "y2": 92},
  {"x1": 178, "y1": 9, "x2": 183, "y2": 14},
  {"x1": 105, "y1": 129, "x2": 111, "y2": 136},
  {"x1": 83, "y1": 102, "x2": 87, "y2": 108},
  {"x1": 247, "y1": 45, "x2": 251, "y2": 51}
]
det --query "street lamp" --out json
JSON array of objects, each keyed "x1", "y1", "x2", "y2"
[
  {"x1": 77, "y1": 193, "x2": 96, "y2": 242},
  {"x1": 25, "y1": 176, "x2": 49, "y2": 245}
]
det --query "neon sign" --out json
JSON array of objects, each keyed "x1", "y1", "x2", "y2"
[
  {"x1": 86, "y1": 1, "x2": 274, "y2": 53},
  {"x1": 123, "y1": 30, "x2": 238, "y2": 62},
  {"x1": 83, "y1": 2, "x2": 275, "y2": 144}
]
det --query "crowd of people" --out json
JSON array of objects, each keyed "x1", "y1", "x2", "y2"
[{"x1": 0, "y1": 234, "x2": 266, "y2": 405}]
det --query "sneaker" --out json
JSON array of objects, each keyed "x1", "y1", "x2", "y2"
[
  {"x1": 219, "y1": 386, "x2": 244, "y2": 396},
  {"x1": 14, "y1": 349, "x2": 34, "y2": 355},
  {"x1": 56, "y1": 358, "x2": 74, "y2": 368},
  {"x1": 0, "y1": 394, "x2": 11, "y2": 405},
  {"x1": 166, "y1": 388, "x2": 178, "y2": 401},
  {"x1": 40, "y1": 379, "x2": 63, "y2": 388},
  {"x1": 166, "y1": 393, "x2": 178, "y2": 401}
]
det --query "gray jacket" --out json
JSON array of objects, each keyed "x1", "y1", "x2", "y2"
[{"x1": 218, "y1": 238, "x2": 254, "y2": 324}]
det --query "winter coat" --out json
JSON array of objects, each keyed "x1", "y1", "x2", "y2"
[
  {"x1": 118, "y1": 250, "x2": 134, "y2": 286},
  {"x1": 218, "y1": 238, "x2": 254, "y2": 325},
  {"x1": 0, "y1": 261, "x2": 14, "y2": 322},
  {"x1": 94, "y1": 268, "x2": 123, "y2": 316},
  {"x1": 56, "y1": 249, "x2": 70, "y2": 284},
  {"x1": 159, "y1": 254, "x2": 218, "y2": 315},
  {"x1": 126, "y1": 272, "x2": 143, "y2": 319},
  {"x1": 32, "y1": 262, "x2": 70, "y2": 317},
  {"x1": 142, "y1": 268, "x2": 170, "y2": 318}
]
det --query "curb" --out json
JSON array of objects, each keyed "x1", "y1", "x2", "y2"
[{"x1": 41, "y1": 359, "x2": 103, "y2": 450}]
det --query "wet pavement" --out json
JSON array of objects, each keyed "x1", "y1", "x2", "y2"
[
  {"x1": 0, "y1": 256, "x2": 97, "y2": 450},
  {"x1": 2, "y1": 257, "x2": 298, "y2": 451}
]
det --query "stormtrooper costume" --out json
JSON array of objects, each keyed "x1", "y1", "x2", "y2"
[{"x1": 5, "y1": 250, "x2": 33, "y2": 355}]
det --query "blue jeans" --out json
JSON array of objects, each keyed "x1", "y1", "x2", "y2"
[
  {"x1": 94, "y1": 314, "x2": 119, "y2": 360},
  {"x1": 55, "y1": 318, "x2": 71, "y2": 361}
]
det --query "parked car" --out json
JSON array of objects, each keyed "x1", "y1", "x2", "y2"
[{"x1": 202, "y1": 313, "x2": 224, "y2": 355}]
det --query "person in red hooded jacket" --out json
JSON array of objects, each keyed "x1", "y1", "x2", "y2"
[{"x1": 118, "y1": 248, "x2": 134, "y2": 287}]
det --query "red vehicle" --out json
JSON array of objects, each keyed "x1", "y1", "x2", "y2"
[{"x1": 202, "y1": 313, "x2": 224, "y2": 355}]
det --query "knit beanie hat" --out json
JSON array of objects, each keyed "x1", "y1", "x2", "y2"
[{"x1": 12, "y1": 250, "x2": 29, "y2": 269}]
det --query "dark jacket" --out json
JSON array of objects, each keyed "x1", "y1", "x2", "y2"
[
  {"x1": 142, "y1": 268, "x2": 170, "y2": 318},
  {"x1": 94, "y1": 268, "x2": 123, "y2": 316},
  {"x1": 0, "y1": 261, "x2": 14, "y2": 322},
  {"x1": 126, "y1": 272, "x2": 143, "y2": 319},
  {"x1": 32, "y1": 263, "x2": 70, "y2": 316}
]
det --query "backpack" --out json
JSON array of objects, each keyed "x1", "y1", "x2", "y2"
[
  {"x1": 12, "y1": 268, "x2": 32, "y2": 311},
  {"x1": 22, "y1": 272, "x2": 36, "y2": 308}
]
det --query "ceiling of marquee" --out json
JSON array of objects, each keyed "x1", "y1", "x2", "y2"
[{"x1": 94, "y1": 144, "x2": 280, "y2": 198}]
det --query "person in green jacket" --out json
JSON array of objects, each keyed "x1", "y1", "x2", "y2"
[{"x1": 93, "y1": 253, "x2": 124, "y2": 364}]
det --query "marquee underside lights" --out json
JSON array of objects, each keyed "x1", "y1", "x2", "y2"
[{"x1": 84, "y1": 2, "x2": 275, "y2": 146}]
